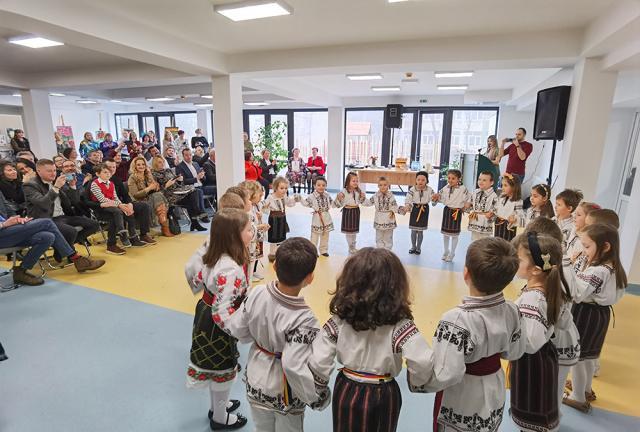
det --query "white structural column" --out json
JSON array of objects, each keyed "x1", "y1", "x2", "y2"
[
  {"x1": 555, "y1": 58, "x2": 618, "y2": 198},
  {"x1": 620, "y1": 184, "x2": 640, "y2": 280},
  {"x1": 327, "y1": 106, "x2": 345, "y2": 190},
  {"x1": 196, "y1": 109, "x2": 209, "y2": 139},
  {"x1": 20, "y1": 89, "x2": 55, "y2": 158},
  {"x1": 212, "y1": 75, "x2": 245, "y2": 201}
]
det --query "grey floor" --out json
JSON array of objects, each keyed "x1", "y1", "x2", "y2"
[{"x1": 1, "y1": 212, "x2": 639, "y2": 431}]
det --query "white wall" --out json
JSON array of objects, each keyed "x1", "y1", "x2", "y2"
[
  {"x1": 595, "y1": 108, "x2": 637, "y2": 208},
  {"x1": 50, "y1": 103, "x2": 116, "y2": 146}
]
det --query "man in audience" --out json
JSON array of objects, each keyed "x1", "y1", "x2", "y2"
[
  {"x1": 105, "y1": 159, "x2": 156, "y2": 245},
  {"x1": 61, "y1": 158, "x2": 89, "y2": 187},
  {"x1": 175, "y1": 148, "x2": 209, "y2": 222},
  {"x1": 191, "y1": 128, "x2": 209, "y2": 149},
  {"x1": 16, "y1": 151, "x2": 35, "y2": 163},
  {"x1": 82, "y1": 149, "x2": 102, "y2": 176},
  {"x1": 0, "y1": 190, "x2": 105, "y2": 285},
  {"x1": 111, "y1": 152, "x2": 131, "y2": 182},
  {"x1": 202, "y1": 148, "x2": 217, "y2": 196},
  {"x1": 23, "y1": 159, "x2": 100, "y2": 259},
  {"x1": 498, "y1": 127, "x2": 533, "y2": 183}
]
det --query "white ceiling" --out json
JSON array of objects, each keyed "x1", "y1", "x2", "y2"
[{"x1": 78, "y1": 0, "x2": 615, "y2": 54}]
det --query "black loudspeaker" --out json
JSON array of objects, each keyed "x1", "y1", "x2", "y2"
[
  {"x1": 533, "y1": 86, "x2": 571, "y2": 140},
  {"x1": 384, "y1": 104, "x2": 403, "y2": 129}
]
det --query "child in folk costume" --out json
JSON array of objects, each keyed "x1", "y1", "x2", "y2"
[
  {"x1": 310, "y1": 248, "x2": 433, "y2": 432},
  {"x1": 510, "y1": 232, "x2": 572, "y2": 432},
  {"x1": 562, "y1": 223, "x2": 626, "y2": 413},
  {"x1": 433, "y1": 169, "x2": 470, "y2": 262},
  {"x1": 554, "y1": 189, "x2": 584, "y2": 251},
  {"x1": 524, "y1": 218, "x2": 581, "y2": 417},
  {"x1": 333, "y1": 171, "x2": 366, "y2": 254},
  {"x1": 226, "y1": 238, "x2": 330, "y2": 431},
  {"x1": 410, "y1": 237, "x2": 526, "y2": 432},
  {"x1": 493, "y1": 173, "x2": 523, "y2": 241},
  {"x1": 239, "y1": 181, "x2": 270, "y2": 282},
  {"x1": 300, "y1": 176, "x2": 334, "y2": 257},
  {"x1": 263, "y1": 176, "x2": 299, "y2": 262},
  {"x1": 466, "y1": 171, "x2": 498, "y2": 242},
  {"x1": 402, "y1": 171, "x2": 434, "y2": 255},
  {"x1": 364, "y1": 176, "x2": 399, "y2": 250},
  {"x1": 564, "y1": 202, "x2": 600, "y2": 261},
  {"x1": 184, "y1": 208, "x2": 253, "y2": 430},
  {"x1": 522, "y1": 183, "x2": 555, "y2": 227}
]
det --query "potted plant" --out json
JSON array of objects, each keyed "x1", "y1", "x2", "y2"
[{"x1": 253, "y1": 121, "x2": 288, "y2": 171}]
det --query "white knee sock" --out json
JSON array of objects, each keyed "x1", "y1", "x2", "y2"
[
  {"x1": 558, "y1": 365, "x2": 571, "y2": 414},
  {"x1": 570, "y1": 361, "x2": 588, "y2": 402},
  {"x1": 451, "y1": 236, "x2": 459, "y2": 255},
  {"x1": 584, "y1": 359, "x2": 596, "y2": 394},
  {"x1": 443, "y1": 235, "x2": 450, "y2": 254},
  {"x1": 210, "y1": 387, "x2": 237, "y2": 424}
]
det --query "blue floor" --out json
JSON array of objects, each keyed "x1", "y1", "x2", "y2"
[{"x1": 2, "y1": 279, "x2": 639, "y2": 431}]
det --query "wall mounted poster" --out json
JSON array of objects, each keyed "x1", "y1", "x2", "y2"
[
  {"x1": 95, "y1": 129, "x2": 106, "y2": 140},
  {"x1": 56, "y1": 125, "x2": 75, "y2": 148},
  {"x1": 165, "y1": 126, "x2": 179, "y2": 139}
]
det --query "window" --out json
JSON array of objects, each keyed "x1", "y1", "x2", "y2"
[
  {"x1": 114, "y1": 115, "x2": 139, "y2": 139},
  {"x1": 293, "y1": 111, "x2": 328, "y2": 160},
  {"x1": 345, "y1": 110, "x2": 384, "y2": 166},
  {"x1": 248, "y1": 114, "x2": 265, "y2": 144},
  {"x1": 449, "y1": 109, "x2": 498, "y2": 164},
  {"x1": 174, "y1": 113, "x2": 198, "y2": 142},
  {"x1": 391, "y1": 112, "x2": 414, "y2": 163}
]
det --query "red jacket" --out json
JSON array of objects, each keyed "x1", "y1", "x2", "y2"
[
  {"x1": 245, "y1": 161, "x2": 262, "y2": 181},
  {"x1": 307, "y1": 156, "x2": 325, "y2": 175}
]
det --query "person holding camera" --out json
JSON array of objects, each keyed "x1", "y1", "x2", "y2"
[
  {"x1": 23, "y1": 159, "x2": 100, "y2": 256},
  {"x1": 498, "y1": 127, "x2": 533, "y2": 182}
]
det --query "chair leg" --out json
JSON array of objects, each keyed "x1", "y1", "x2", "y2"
[{"x1": 0, "y1": 252, "x2": 20, "y2": 293}]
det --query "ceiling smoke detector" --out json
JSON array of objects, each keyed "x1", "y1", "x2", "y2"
[{"x1": 402, "y1": 72, "x2": 419, "y2": 84}]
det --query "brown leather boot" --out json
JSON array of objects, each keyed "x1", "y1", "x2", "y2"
[
  {"x1": 157, "y1": 204, "x2": 175, "y2": 237},
  {"x1": 12, "y1": 266, "x2": 45, "y2": 286},
  {"x1": 74, "y1": 256, "x2": 106, "y2": 273}
]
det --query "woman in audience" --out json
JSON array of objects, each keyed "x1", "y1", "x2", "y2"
[
  {"x1": 286, "y1": 147, "x2": 307, "y2": 193},
  {"x1": 147, "y1": 130, "x2": 158, "y2": 147},
  {"x1": 79, "y1": 132, "x2": 101, "y2": 158},
  {"x1": 244, "y1": 151, "x2": 262, "y2": 181},
  {"x1": 173, "y1": 130, "x2": 188, "y2": 150},
  {"x1": 259, "y1": 149, "x2": 277, "y2": 198},
  {"x1": 100, "y1": 133, "x2": 121, "y2": 158},
  {"x1": 128, "y1": 156, "x2": 173, "y2": 237},
  {"x1": 10, "y1": 129, "x2": 31, "y2": 155},
  {"x1": 306, "y1": 146, "x2": 326, "y2": 192},
  {"x1": 0, "y1": 162, "x2": 26, "y2": 216},
  {"x1": 162, "y1": 130, "x2": 174, "y2": 150},
  {"x1": 15, "y1": 158, "x2": 36, "y2": 182},
  {"x1": 54, "y1": 131, "x2": 67, "y2": 154},
  {"x1": 126, "y1": 132, "x2": 143, "y2": 158},
  {"x1": 163, "y1": 146, "x2": 179, "y2": 168},
  {"x1": 150, "y1": 155, "x2": 206, "y2": 231},
  {"x1": 193, "y1": 146, "x2": 208, "y2": 166}
]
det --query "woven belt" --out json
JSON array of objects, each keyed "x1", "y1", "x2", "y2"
[
  {"x1": 465, "y1": 353, "x2": 502, "y2": 376},
  {"x1": 255, "y1": 343, "x2": 290, "y2": 405},
  {"x1": 341, "y1": 367, "x2": 393, "y2": 384}
]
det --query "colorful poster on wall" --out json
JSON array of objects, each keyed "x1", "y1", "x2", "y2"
[
  {"x1": 95, "y1": 129, "x2": 106, "y2": 140},
  {"x1": 165, "y1": 126, "x2": 179, "y2": 139},
  {"x1": 56, "y1": 125, "x2": 75, "y2": 148}
]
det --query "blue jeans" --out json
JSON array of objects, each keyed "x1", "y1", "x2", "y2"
[{"x1": 0, "y1": 219, "x2": 75, "y2": 269}]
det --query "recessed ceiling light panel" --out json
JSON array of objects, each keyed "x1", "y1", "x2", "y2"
[
  {"x1": 371, "y1": 86, "x2": 401, "y2": 92},
  {"x1": 435, "y1": 71, "x2": 474, "y2": 78},
  {"x1": 9, "y1": 36, "x2": 64, "y2": 49},
  {"x1": 76, "y1": 100, "x2": 97, "y2": 104},
  {"x1": 346, "y1": 74, "x2": 383, "y2": 81},
  {"x1": 214, "y1": 0, "x2": 292, "y2": 22},
  {"x1": 146, "y1": 97, "x2": 175, "y2": 102},
  {"x1": 437, "y1": 85, "x2": 469, "y2": 90},
  {"x1": 201, "y1": 95, "x2": 213, "y2": 99},
  {"x1": 244, "y1": 102, "x2": 269, "y2": 106},
  {"x1": 49, "y1": 93, "x2": 66, "y2": 97}
]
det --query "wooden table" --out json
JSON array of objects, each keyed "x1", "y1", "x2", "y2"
[{"x1": 355, "y1": 168, "x2": 418, "y2": 187}]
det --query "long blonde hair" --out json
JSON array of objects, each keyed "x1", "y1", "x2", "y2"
[{"x1": 129, "y1": 156, "x2": 154, "y2": 183}]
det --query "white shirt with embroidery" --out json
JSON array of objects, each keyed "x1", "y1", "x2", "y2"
[
  {"x1": 300, "y1": 191, "x2": 334, "y2": 233},
  {"x1": 364, "y1": 191, "x2": 399, "y2": 230}
]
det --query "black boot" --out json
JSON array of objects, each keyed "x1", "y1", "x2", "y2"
[{"x1": 190, "y1": 218, "x2": 207, "y2": 232}]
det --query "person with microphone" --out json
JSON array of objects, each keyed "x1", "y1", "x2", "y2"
[{"x1": 498, "y1": 127, "x2": 533, "y2": 183}]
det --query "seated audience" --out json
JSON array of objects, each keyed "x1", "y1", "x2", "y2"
[
  {"x1": 61, "y1": 158, "x2": 90, "y2": 188},
  {"x1": 16, "y1": 151, "x2": 35, "y2": 163},
  {"x1": 176, "y1": 148, "x2": 213, "y2": 204},
  {"x1": 110, "y1": 152, "x2": 131, "y2": 183},
  {"x1": 202, "y1": 148, "x2": 217, "y2": 191},
  {"x1": 23, "y1": 159, "x2": 100, "y2": 259},
  {"x1": 0, "y1": 191, "x2": 105, "y2": 285},
  {"x1": 163, "y1": 146, "x2": 178, "y2": 168},
  {"x1": 150, "y1": 155, "x2": 207, "y2": 231},
  {"x1": 147, "y1": 130, "x2": 158, "y2": 147},
  {"x1": 193, "y1": 146, "x2": 208, "y2": 166},
  {"x1": 173, "y1": 130, "x2": 187, "y2": 150},
  {"x1": 82, "y1": 149, "x2": 102, "y2": 176},
  {"x1": 127, "y1": 156, "x2": 174, "y2": 237},
  {"x1": 162, "y1": 130, "x2": 174, "y2": 150},
  {"x1": 10, "y1": 129, "x2": 31, "y2": 156},
  {"x1": 307, "y1": 147, "x2": 325, "y2": 192},
  {"x1": 244, "y1": 151, "x2": 262, "y2": 181},
  {"x1": 0, "y1": 162, "x2": 26, "y2": 216},
  {"x1": 287, "y1": 147, "x2": 307, "y2": 193},
  {"x1": 53, "y1": 155, "x2": 65, "y2": 174},
  {"x1": 88, "y1": 163, "x2": 152, "y2": 255},
  {"x1": 15, "y1": 158, "x2": 36, "y2": 182},
  {"x1": 127, "y1": 135, "x2": 144, "y2": 159},
  {"x1": 100, "y1": 133, "x2": 124, "y2": 158}
]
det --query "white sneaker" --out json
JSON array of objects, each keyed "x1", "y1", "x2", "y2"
[
  {"x1": 441, "y1": 253, "x2": 449, "y2": 261},
  {"x1": 445, "y1": 254, "x2": 455, "y2": 262}
]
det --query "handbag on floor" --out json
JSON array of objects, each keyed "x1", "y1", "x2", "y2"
[{"x1": 168, "y1": 208, "x2": 182, "y2": 235}]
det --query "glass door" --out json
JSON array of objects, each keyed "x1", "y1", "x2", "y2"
[{"x1": 417, "y1": 111, "x2": 446, "y2": 187}]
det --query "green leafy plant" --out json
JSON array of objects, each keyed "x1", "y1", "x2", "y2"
[
  {"x1": 253, "y1": 121, "x2": 288, "y2": 164},
  {"x1": 439, "y1": 159, "x2": 461, "y2": 181}
]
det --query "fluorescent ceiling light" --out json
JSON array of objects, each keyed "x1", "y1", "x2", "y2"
[
  {"x1": 201, "y1": 95, "x2": 213, "y2": 99},
  {"x1": 346, "y1": 73, "x2": 383, "y2": 81},
  {"x1": 146, "y1": 97, "x2": 175, "y2": 102},
  {"x1": 12, "y1": 93, "x2": 21, "y2": 97},
  {"x1": 109, "y1": 100, "x2": 122, "y2": 103},
  {"x1": 371, "y1": 86, "x2": 400, "y2": 92},
  {"x1": 435, "y1": 71, "x2": 474, "y2": 78},
  {"x1": 388, "y1": 0, "x2": 409, "y2": 3},
  {"x1": 214, "y1": 1, "x2": 292, "y2": 22},
  {"x1": 244, "y1": 102, "x2": 269, "y2": 106},
  {"x1": 194, "y1": 103, "x2": 213, "y2": 107},
  {"x1": 8, "y1": 36, "x2": 64, "y2": 49},
  {"x1": 49, "y1": 93, "x2": 66, "y2": 97},
  {"x1": 437, "y1": 85, "x2": 468, "y2": 90},
  {"x1": 76, "y1": 100, "x2": 97, "y2": 104}
]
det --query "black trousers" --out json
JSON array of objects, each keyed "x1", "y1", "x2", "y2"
[
  {"x1": 258, "y1": 178, "x2": 271, "y2": 198},
  {"x1": 96, "y1": 202, "x2": 150, "y2": 246},
  {"x1": 52, "y1": 215, "x2": 100, "y2": 246}
]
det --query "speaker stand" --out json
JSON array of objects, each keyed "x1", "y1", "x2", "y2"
[
  {"x1": 547, "y1": 139, "x2": 557, "y2": 186},
  {"x1": 389, "y1": 128, "x2": 396, "y2": 166}
]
